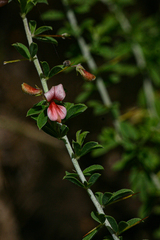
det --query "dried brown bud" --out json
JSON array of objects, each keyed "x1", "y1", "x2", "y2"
[{"x1": 0, "y1": 0, "x2": 8, "y2": 7}]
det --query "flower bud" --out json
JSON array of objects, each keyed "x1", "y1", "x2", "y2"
[
  {"x1": 75, "y1": 64, "x2": 96, "y2": 81},
  {"x1": 21, "y1": 83, "x2": 43, "y2": 96},
  {"x1": 63, "y1": 60, "x2": 71, "y2": 67},
  {"x1": 0, "y1": 0, "x2": 8, "y2": 7}
]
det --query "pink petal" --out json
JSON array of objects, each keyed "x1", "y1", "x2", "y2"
[
  {"x1": 54, "y1": 84, "x2": 66, "y2": 101},
  {"x1": 44, "y1": 86, "x2": 55, "y2": 102},
  {"x1": 44, "y1": 84, "x2": 66, "y2": 102},
  {"x1": 47, "y1": 102, "x2": 67, "y2": 122}
]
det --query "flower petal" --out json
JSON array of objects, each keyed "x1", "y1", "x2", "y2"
[
  {"x1": 54, "y1": 84, "x2": 66, "y2": 101},
  {"x1": 47, "y1": 102, "x2": 67, "y2": 122},
  {"x1": 44, "y1": 84, "x2": 66, "y2": 102},
  {"x1": 44, "y1": 86, "x2": 55, "y2": 102}
]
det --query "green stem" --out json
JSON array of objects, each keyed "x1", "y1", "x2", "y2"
[
  {"x1": 22, "y1": 15, "x2": 48, "y2": 93},
  {"x1": 22, "y1": 13, "x2": 119, "y2": 240}
]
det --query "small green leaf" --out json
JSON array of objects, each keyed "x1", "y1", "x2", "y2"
[
  {"x1": 37, "y1": 110, "x2": 48, "y2": 129},
  {"x1": 41, "y1": 61, "x2": 50, "y2": 77},
  {"x1": 65, "y1": 103, "x2": 87, "y2": 121},
  {"x1": 88, "y1": 173, "x2": 101, "y2": 186},
  {"x1": 42, "y1": 122, "x2": 59, "y2": 138},
  {"x1": 76, "y1": 130, "x2": 89, "y2": 146},
  {"x1": 72, "y1": 141, "x2": 81, "y2": 158},
  {"x1": 20, "y1": 0, "x2": 27, "y2": 13},
  {"x1": 12, "y1": 43, "x2": 31, "y2": 59},
  {"x1": 83, "y1": 165, "x2": 104, "y2": 174},
  {"x1": 102, "y1": 192, "x2": 113, "y2": 205},
  {"x1": 107, "y1": 189, "x2": 134, "y2": 205},
  {"x1": 48, "y1": 65, "x2": 65, "y2": 78},
  {"x1": 106, "y1": 216, "x2": 118, "y2": 233},
  {"x1": 63, "y1": 176, "x2": 84, "y2": 188},
  {"x1": 91, "y1": 211, "x2": 106, "y2": 224},
  {"x1": 59, "y1": 124, "x2": 69, "y2": 138},
  {"x1": 34, "y1": 36, "x2": 58, "y2": 45},
  {"x1": 80, "y1": 142, "x2": 103, "y2": 157},
  {"x1": 95, "y1": 192, "x2": 104, "y2": 205},
  {"x1": 64, "y1": 171, "x2": 78, "y2": 178},
  {"x1": 29, "y1": 20, "x2": 37, "y2": 35},
  {"x1": 117, "y1": 218, "x2": 145, "y2": 235},
  {"x1": 83, "y1": 225, "x2": 102, "y2": 240},
  {"x1": 34, "y1": 25, "x2": 52, "y2": 36},
  {"x1": 29, "y1": 42, "x2": 38, "y2": 58},
  {"x1": 118, "y1": 221, "x2": 128, "y2": 234},
  {"x1": 27, "y1": 100, "x2": 47, "y2": 116}
]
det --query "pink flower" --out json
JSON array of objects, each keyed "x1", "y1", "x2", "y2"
[{"x1": 44, "y1": 84, "x2": 67, "y2": 123}]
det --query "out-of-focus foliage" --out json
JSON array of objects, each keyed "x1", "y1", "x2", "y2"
[{"x1": 42, "y1": 0, "x2": 160, "y2": 238}]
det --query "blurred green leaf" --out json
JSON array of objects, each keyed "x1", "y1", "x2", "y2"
[
  {"x1": 41, "y1": 10, "x2": 65, "y2": 21},
  {"x1": 34, "y1": 25, "x2": 52, "y2": 35}
]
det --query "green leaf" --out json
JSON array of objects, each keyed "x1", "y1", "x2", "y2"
[
  {"x1": 76, "y1": 130, "x2": 89, "y2": 146},
  {"x1": 72, "y1": 141, "x2": 81, "y2": 158},
  {"x1": 29, "y1": 20, "x2": 37, "y2": 35},
  {"x1": 102, "y1": 192, "x2": 113, "y2": 205},
  {"x1": 63, "y1": 176, "x2": 84, "y2": 188},
  {"x1": 41, "y1": 61, "x2": 50, "y2": 77},
  {"x1": 27, "y1": 100, "x2": 47, "y2": 116},
  {"x1": 34, "y1": 25, "x2": 52, "y2": 36},
  {"x1": 88, "y1": 173, "x2": 101, "y2": 186},
  {"x1": 80, "y1": 142, "x2": 103, "y2": 157},
  {"x1": 95, "y1": 192, "x2": 104, "y2": 205},
  {"x1": 59, "y1": 124, "x2": 69, "y2": 138},
  {"x1": 117, "y1": 218, "x2": 144, "y2": 235},
  {"x1": 118, "y1": 221, "x2": 128, "y2": 234},
  {"x1": 83, "y1": 225, "x2": 102, "y2": 240},
  {"x1": 29, "y1": 42, "x2": 38, "y2": 58},
  {"x1": 37, "y1": 110, "x2": 48, "y2": 129},
  {"x1": 34, "y1": 36, "x2": 58, "y2": 45},
  {"x1": 48, "y1": 65, "x2": 65, "y2": 78},
  {"x1": 20, "y1": 0, "x2": 27, "y2": 13},
  {"x1": 12, "y1": 43, "x2": 31, "y2": 59},
  {"x1": 83, "y1": 165, "x2": 104, "y2": 174},
  {"x1": 108, "y1": 189, "x2": 134, "y2": 205},
  {"x1": 41, "y1": 122, "x2": 59, "y2": 138},
  {"x1": 65, "y1": 103, "x2": 87, "y2": 121},
  {"x1": 64, "y1": 171, "x2": 78, "y2": 178},
  {"x1": 91, "y1": 211, "x2": 106, "y2": 224},
  {"x1": 106, "y1": 216, "x2": 118, "y2": 233},
  {"x1": 41, "y1": 10, "x2": 65, "y2": 21}
]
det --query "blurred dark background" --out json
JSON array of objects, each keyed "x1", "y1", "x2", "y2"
[{"x1": 0, "y1": 0, "x2": 160, "y2": 240}]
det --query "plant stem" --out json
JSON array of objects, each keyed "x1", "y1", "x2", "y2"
[
  {"x1": 63, "y1": 135, "x2": 119, "y2": 240},
  {"x1": 22, "y1": 13, "x2": 120, "y2": 240},
  {"x1": 22, "y1": 15, "x2": 48, "y2": 93}
]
